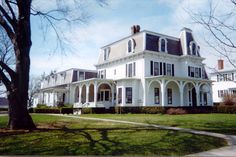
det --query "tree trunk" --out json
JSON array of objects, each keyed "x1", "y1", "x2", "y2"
[
  {"x1": 8, "y1": 90, "x2": 35, "y2": 130},
  {"x1": 7, "y1": 0, "x2": 36, "y2": 130}
]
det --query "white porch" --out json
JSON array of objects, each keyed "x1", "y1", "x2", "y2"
[
  {"x1": 146, "y1": 76, "x2": 213, "y2": 107},
  {"x1": 72, "y1": 78, "x2": 115, "y2": 109}
]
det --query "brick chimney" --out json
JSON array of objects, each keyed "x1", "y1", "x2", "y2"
[
  {"x1": 218, "y1": 59, "x2": 224, "y2": 70},
  {"x1": 131, "y1": 25, "x2": 140, "y2": 35}
]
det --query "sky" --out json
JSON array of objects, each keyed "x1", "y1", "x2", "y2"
[{"x1": 29, "y1": 0, "x2": 235, "y2": 76}]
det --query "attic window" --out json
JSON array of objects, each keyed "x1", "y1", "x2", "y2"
[
  {"x1": 190, "y1": 41, "x2": 198, "y2": 56},
  {"x1": 103, "y1": 47, "x2": 110, "y2": 61},
  {"x1": 159, "y1": 37, "x2": 167, "y2": 53},
  {"x1": 127, "y1": 38, "x2": 135, "y2": 53}
]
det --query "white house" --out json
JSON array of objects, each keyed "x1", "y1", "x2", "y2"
[
  {"x1": 38, "y1": 26, "x2": 213, "y2": 109},
  {"x1": 36, "y1": 68, "x2": 97, "y2": 107},
  {"x1": 210, "y1": 59, "x2": 236, "y2": 103}
]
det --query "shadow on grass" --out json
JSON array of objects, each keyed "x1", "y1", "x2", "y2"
[{"x1": 0, "y1": 121, "x2": 227, "y2": 156}]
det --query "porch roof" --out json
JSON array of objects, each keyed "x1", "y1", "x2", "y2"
[
  {"x1": 40, "y1": 84, "x2": 68, "y2": 92},
  {"x1": 71, "y1": 78, "x2": 114, "y2": 85},
  {"x1": 145, "y1": 75, "x2": 213, "y2": 83}
]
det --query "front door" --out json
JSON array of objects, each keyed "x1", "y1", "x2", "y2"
[
  {"x1": 192, "y1": 88, "x2": 197, "y2": 107},
  {"x1": 100, "y1": 90, "x2": 110, "y2": 101}
]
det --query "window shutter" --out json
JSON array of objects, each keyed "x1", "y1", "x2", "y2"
[
  {"x1": 199, "y1": 68, "x2": 201, "y2": 78},
  {"x1": 160, "y1": 62, "x2": 162, "y2": 75},
  {"x1": 150, "y1": 61, "x2": 153, "y2": 75},
  {"x1": 104, "y1": 70, "x2": 106, "y2": 79},
  {"x1": 188, "y1": 66, "x2": 190, "y2": 77},
  {"x1": 163, "y1": 63, "x2": 166, "y2": 75},
  {"x1": 172, "y1": 64, "x2": 174, "y2": 76},
  {"x1": 126, "y1": 64, "x2": 128, "y2": 77},
  {"x1": 133, "y1": 62, "x2": 136, "y2": 76}
]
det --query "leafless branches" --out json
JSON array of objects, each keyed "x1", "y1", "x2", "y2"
[{"x1": 187, "y1": 0, "x2": 236, "y2": 68}]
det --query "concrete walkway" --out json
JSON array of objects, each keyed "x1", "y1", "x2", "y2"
[{"x1": 56, "y1": 114, "x2": 236, "y2": 156}]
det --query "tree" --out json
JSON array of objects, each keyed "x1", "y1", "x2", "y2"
[
  {"x1": 28, "y1": 73, "x2": 45, "y2": 107},
  {"x1": 188, "y1": 0, "x2": 236, "y2": 68},
  {"x1": 0, "y1": 0, "x2": 107, "y2": 129}
]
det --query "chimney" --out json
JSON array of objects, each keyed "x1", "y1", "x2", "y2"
[
  {"x1": 131, "y1": 25, "x2": 140, "y2": 35},
  {"x1": 218, "y1": 59, "x2": 224, "y2": 70}
]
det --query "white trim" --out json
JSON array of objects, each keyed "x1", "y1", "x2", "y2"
[
  {"x1": 127, "y1": 38, "x2": 135, "y2": 53},
  {"x1": 158, "y1": 37, "x2": 168, "y2": 53}
]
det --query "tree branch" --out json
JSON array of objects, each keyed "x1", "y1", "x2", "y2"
[
  {"x1": 0, "y1": 4, "x2": 16, "y2": 31},
  {"x1": 0, "y1": 68, "x2": 11, "y2": 90},
  {"x1": 0, "y1": 60, "x2": 15, "y2": 79}
]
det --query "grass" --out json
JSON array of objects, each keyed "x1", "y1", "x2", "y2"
[
  {"x1": 80, "y1": 113, "x2": 236, "y2": 135},
  {"x1": 0, "y1": 114, "x2": 227, "y2": 156}
]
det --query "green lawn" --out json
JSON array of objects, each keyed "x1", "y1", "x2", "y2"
[
  {"x1": 80, "y1": 113, "x2": 236, "y2": 135},
  {"x1": 0, "y1": 114, "x2": 227, "y2": 156}
]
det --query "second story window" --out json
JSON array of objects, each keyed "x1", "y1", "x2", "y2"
[
  {"x1": 126, "y1": 62, "x2": 136, "y2": 77},
  {"x1": 158, "y1": 37, "x2": 167, "y2": 53},
  {"x1": 127, "y1": 39, "x2": 135, "y2": 53},
  {"x1": 98, "y1": 70, "x2": 106, "y2": 79}
]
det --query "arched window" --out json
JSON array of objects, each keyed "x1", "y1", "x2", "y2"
[
  {"x1": 158, "y1": 37, "x2": 167, "y2": 53},
  {"x1": 127, "y1": 39, "x2": 135, "y2": 53},
  {"x1": 190, "y1": 41, "x2": 198, "y2": 56}
]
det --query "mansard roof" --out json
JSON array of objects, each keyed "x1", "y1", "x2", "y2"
[{"x1": 97, "y1": 27, "x2": 201, "y2": 65}]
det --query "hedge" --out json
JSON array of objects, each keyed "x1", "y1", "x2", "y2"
[
  {"x1": 61, "y1": 107, "x2": 73, "y2": 114},
  {"x1": 34, "y1": 108, "x2": 60, "y2": 113},
  {"x1": 213, "y1": 105, "x2": 236, "y2": 114},
  {"x1": 0, "y1": 108, "x2": 8, "y2": 111}
]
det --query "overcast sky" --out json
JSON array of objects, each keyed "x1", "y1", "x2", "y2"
[{"x1": 29, "y1": 0, "x2": 234, "y2": 76}]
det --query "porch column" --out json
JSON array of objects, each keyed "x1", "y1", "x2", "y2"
[
  {"x1": 209, "y1": 84, "x2": 213, "y2": 106},
  {"x1": 143, "y1": 79, "x2": 147, "y2": 106},
  {"x1": 79, "y1": 85, "x2": 82, "y2": 104},
  {"x1": 86, "y1": 84, "x2": 89, "y2": 103},
  {"x1": 94, "y1": 81, "x2": 97, "y2": 107},
  {"x1": 195, "y1": 83, "x2": 200, "y2": 106},
  {"x1": 179, "y1": 81, "x2": 184, "y2": 106},
  {"x1": 161, "y1": 79, "x2": 166, "y2": 107},
  {"x1": 111, "y1": 84, "x2": 114, "y2": 106},
  {"x1": 122, "y1": 86, "x2": 125, "y2": 106}
]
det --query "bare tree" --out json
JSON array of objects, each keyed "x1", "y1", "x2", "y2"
[
  {"x1": 188, "y1": 0, "x2": 236, "y2": 68},
  {"x1": 0, "y1": 0, "x2": 107, "y2": 129},
  {"x1": 28, "y1": 74, "x2": 45, "y2": 107}
]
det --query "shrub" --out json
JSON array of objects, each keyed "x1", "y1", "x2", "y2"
[
  {"x1": 64, "y1": 103, "x2": 73, "y2": 108},
  {"x1": 82, "y1": 108, "x2": 93, "y2": 114},
  {"x1": 221, "y1": 94, "x2": 236, "y2": 106},
  {"x1": 141, "y1": 106, "x2": 165, "y2": 114},
  {"x1": 166, "y1": 108, "x2": 187, "y2": 115},
  {"x1": 0, "y1": 108, "x2": 8, "y2": 111},
  {"x1": 61, "y1": 107, "x2": 73, "y2": 114},
  {"x1": 28, "y1": 107, "x2": 34, "y2": 113},
  {"x1": 213, "y1": 105, "x2": 236, "y2": 114},
  {"x1": 36, "y1": 104, "x2": 48, "y2": 108},
  {"x1": 34, "y1": 108, "x2": 60, "y2": 113},
  {"x1": 57, "y1": 102, "x2": 64, "y2": 108}
]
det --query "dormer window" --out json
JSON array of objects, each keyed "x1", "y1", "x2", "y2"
[
  {"x1": 158, "y1": 37, "x2": 167, "y2": 53},
  {"x1": 103, "y1": 47, "x2": 110, "y2": 61},
  {"x1": 190, "y1": 41, "x2": 198, "y2": 56},
  {"x1": 127, "y1": 38, "x2": 135, "y2": 53}
]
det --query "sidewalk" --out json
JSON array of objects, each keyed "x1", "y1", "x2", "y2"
[{"x1": 56, "y1": 114, "x2": 236, "y2": 157}]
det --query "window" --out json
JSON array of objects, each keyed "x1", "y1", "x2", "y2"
[
  {"x1": 167, "y1": 88, "x2": 172, "y2": 104},
  {"x1": 128, "y1": 63, "x2": 132, "y2": 77},
  {"x1": 190, "y1": 41, "x2": 197, "y2": 56},
  {"x1": 190, "y1": 67, "x2": 195, "y2": 77},
  {"x1": 99, "y1": 70, "x2": 106, "y2": 79},
  {"x1": 159, "y1": 37, "x2": 167, "y2": 53},
  {"x1": 118, "y1": 88, "x2": 122, "y2": 104},
  {"x1": 232, "y1": 73, "x2": 234, "y2": 81},
  {"x1": 217, "y1": 75, "x2": 219, "y2": 82},
  {"x1": 127, "y1": 39, "x2": 135, "y2": 53},
  {"x1": 126, "y1": 62, "x2": 136, "y2": 77},
  {"x1": 126, "y1": 87, "x2": 132, "y2": 103},
  {"x1": 100, "y1": 90, "x2": 110, "y2": 101},
  {"x1": 154, "y1": 88, "x2": 160, "y2": 104},
  {"x1": 167, "y1": 64, "x2": 172, "y2": 76},
  {"x1": 114, "y1": 69, "x2": 116, "y2": 75},
  {"x1": 195, "y1": 67, "x2": 199, "y2": 78},
  {"x1": 154, "y1": 62, "x2": 159, "y2": 76},
  {"x1": 150, "y1": 61, "x2": 153, "y2": 76},
  {"x1": 103, "y1": 47, "x2": 110, "y2": 61}
]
